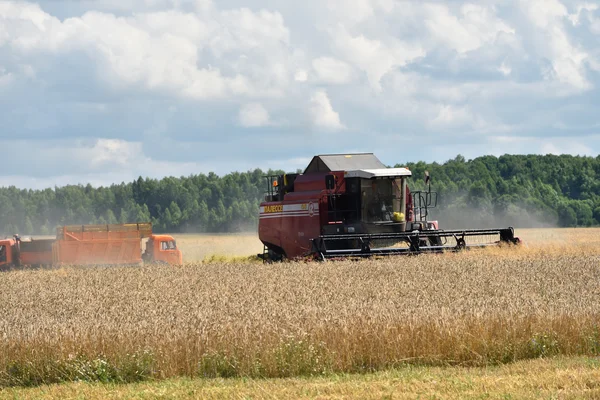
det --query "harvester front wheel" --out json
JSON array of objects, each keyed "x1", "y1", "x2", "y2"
[
  {"x1": 259, "y1": 243, "x2": 286, "y2": 262},
  {"x1": 267, "y1": 249, "x2": 285, "y2": 262}
]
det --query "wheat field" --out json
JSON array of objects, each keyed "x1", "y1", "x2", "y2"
[
  {"x1": 0, "y1": 228, "x2": 599, "y2": 387},
  {"x1": 173, "y1": 233, "x2": 263, "y2": 262},
  {"x1": 173, "y1": 227, "x2": 600, "y2": 261}
]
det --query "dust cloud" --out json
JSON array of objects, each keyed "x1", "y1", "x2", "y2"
[{"x1": 425, "y1": 194, "x2": 559, "y2": 230}]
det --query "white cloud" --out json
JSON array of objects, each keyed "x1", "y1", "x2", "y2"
[
  {"x1": 1, "y1": 0, "x2": 600, "y2": 188},
  {"x1": 216, "y1": 8, "x2": 289, "y2": 51},
  {"x1": 430, "y1": 105, "x2": 473, "y2": 127},
  {"x1": 322, "y1": 0, "x2": 395, "y2": 26},
  {"x1": 238, "y1": 103, "x2": 271, "y2": 127},
  {"x1": 540, "y1": 139, "x2": 594, "y2": 156},
  {"x1": 194, "y1": 0, "x2": 214, "y2": 14},
  {"x1": 497, "y1": 61, "x2": 512, "y2": 76},
  {"x1": 0, "y1": 2, "x2": 294, "y2": 99},
  {"x1": 0, "y1": 137, "x2": 245, "y2": 188},
  {"x1": 294, "y1": 69, "x2": 308, "y2": 82},
  {"x1": 568, "y1": 3, "x2": 599, "y2": 25},
  {"x1": 427, "y1": 104, "x2": 498, "y2": 133},
  {"x1": 519, "y1": 0, "x2": 591, "y2": 91},
  {"x1": 263, "y1": 156, "x2": 312, "y2": 172},
  {"x1": 521, "y1": 0, "x2": 567, "y2": 28},
  {"x1": 0, "y1": 68, "x2": 13, "y2": 86},
  {"x1": 89, "y1": 139, "x2": 139, "y2": 167},
  {"x1": 3, "y1": 138, "x2": 188, "y2": 175},
  {"x1": 311, "y1": 56, "x2": 354, "y2": 84},
  {"x1": 325, "y1": 0, "x2": 375, "y2": 24},
  {"x1": 569, "y1": 4, "x2": 600, "y2": 36},
  {"x1": 329, "y1": 25, "x2": 425, "y2": 90},
  {"x1": 489, "y1": 135, "x2": 597, "y2": 157},
  {"x1": 424, "y1": 3, "x2": 515, "y2": 54},
  {"x1": 309, "y1": 90, "x2": 344, "y2": 131}
]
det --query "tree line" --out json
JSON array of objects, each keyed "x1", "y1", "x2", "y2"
[
  {"x1": 1, "y1": 154, "x2": 599, "y2": 236},
  {"x1": 0, "y1": 169, "x2": 271, "y2": 236},
  {"x1": 399, "y1": 154, "x2": 600, "y2": 229}
]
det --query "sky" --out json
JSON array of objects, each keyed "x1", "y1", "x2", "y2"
[{"x1": 1, "y1": 0, "x2": 599, "y2": 189}]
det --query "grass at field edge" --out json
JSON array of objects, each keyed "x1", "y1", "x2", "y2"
[{"x1": 2, "y1": 356, "x2": 600, "y2": 399}]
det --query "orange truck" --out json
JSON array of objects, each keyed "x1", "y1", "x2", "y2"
[{"x1": 0, "y1": 223, "x2": 182, "y2": 268}]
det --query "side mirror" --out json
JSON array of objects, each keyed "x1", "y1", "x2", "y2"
[{"x1": 325, "y1": 175, "x2": 335, "y2": 190}]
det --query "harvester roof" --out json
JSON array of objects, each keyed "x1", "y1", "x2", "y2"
[
  {"x1": 344, "y1": 168, "x2": 412, "y2": 179},
  {"x1": 304, "y1": 153, "x2": 386, "y2": 173}
]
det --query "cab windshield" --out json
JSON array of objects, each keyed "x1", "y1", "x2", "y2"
[
  {"x1": 160, "y1": 240, "x2": 177, "y2": 250},
  {"x1": 361, "y1": 178, "x2": 404, "y2": 222}
]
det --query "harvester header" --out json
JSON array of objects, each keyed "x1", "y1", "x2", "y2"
[{"x1": 258, "y1": 153, "x2": 520, "y2": 261}]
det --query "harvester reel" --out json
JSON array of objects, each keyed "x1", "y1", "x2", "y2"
[
  {"x1": 359, "y1": 238, "x2": 371, "y2": 254},
  {"x1": 454, "y1": 233, "x2": 466, "y2": 251},
  {"x1": 408, "y1": 235, "x2": 420, "y2": 253}
]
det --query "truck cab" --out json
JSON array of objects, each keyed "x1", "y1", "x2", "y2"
[
  {"x1": 0, "y1": 238, "x2": 16, "y2": 268},
  {"x1": 143, "y1": 234, "x2": 183, "y2": 265}
]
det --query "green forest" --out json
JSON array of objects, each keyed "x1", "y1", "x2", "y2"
[{"x1": 1, "y1": 154, "x2": 599, "y2": 235}]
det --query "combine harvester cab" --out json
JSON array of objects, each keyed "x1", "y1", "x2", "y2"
[
  {"x1": 0, "y1": 223, "x2": 182, "y2": 268},
  {"x1": 258, "y1": 153, "x2": 520, "y2": 261}
]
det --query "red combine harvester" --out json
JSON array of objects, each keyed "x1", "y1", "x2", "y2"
[{"x1": 258, "y1": 153, "x2": 520, "y2": 261}]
